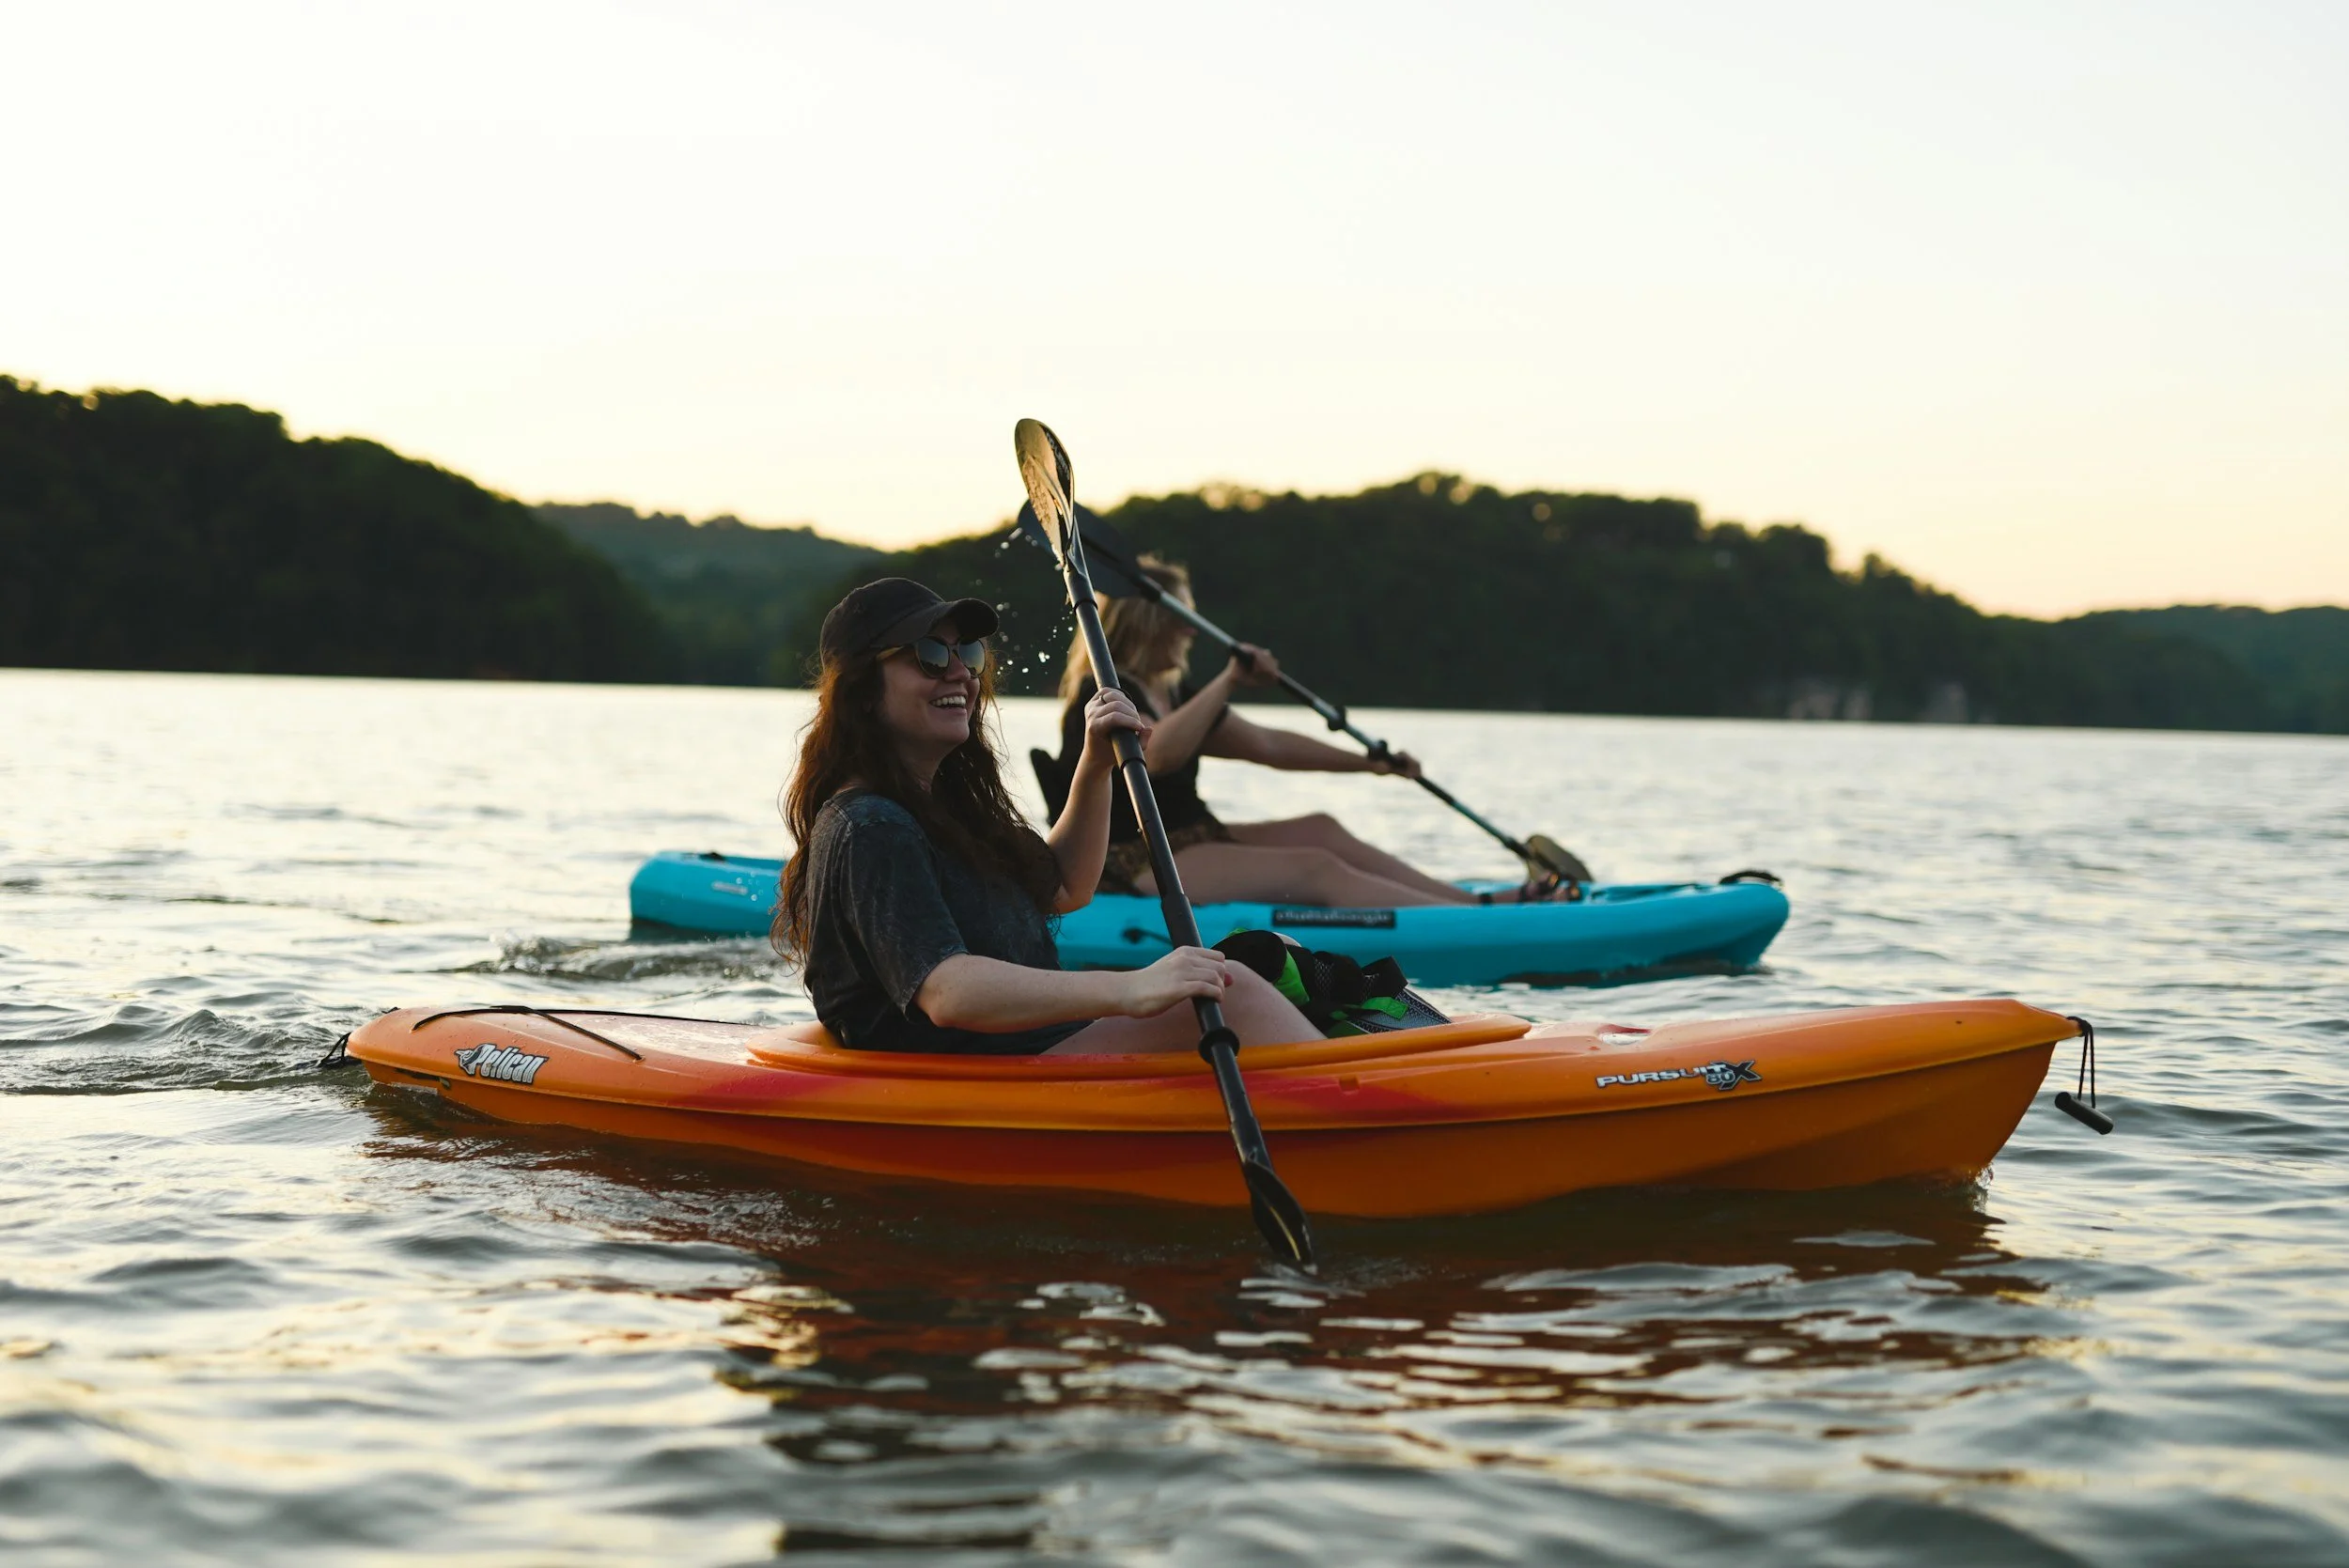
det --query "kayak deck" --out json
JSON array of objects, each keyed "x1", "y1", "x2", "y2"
[
  {"x1": 627, "y1": 849, "x2": 1791, "y2": 986},
  {"x1": 350, "y1": 1000, "x2": 2074, "y2": 1218}
]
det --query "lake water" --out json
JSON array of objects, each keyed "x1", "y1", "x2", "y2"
[{"x1": 4, "y1": 668, "x2": 2346, "y2": 1565}]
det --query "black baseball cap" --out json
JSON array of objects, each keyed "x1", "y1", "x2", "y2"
[{"x1": 817, "y1": 578, "x2": 1000, "y2": 664}]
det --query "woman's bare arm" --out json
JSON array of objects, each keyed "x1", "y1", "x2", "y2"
[
  {"x1": 1045, "y1": 686, "x2": 1147, "y2": 911},
  {"x1": 1204, "y1": 709, "x2": 1423, "y2": 776},
  {"x1": 1138, "y1": 665, "x2": 1242, "y2": 774},
  {"x1": 914, "y1": 948, "x2": 1236, "y2": 1032}
]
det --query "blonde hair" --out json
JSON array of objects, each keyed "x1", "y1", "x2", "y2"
[{"x1": 1057, "y1": 555, "x2": 1194, "y2": 704}]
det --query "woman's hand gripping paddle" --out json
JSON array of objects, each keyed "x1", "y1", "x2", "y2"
[
  {"x1": 1014, "y1": 502, "x2": 1594, "y2": 890},
  {"x1": 1014, "y1": 419, "x2": 1316, "y2": 1269}
]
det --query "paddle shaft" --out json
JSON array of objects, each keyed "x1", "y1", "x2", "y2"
[
  {"x1": 1060, "y1": 549, "x2": 1295, "y2": 1219},
  {"x1": 1084, "y1": 536, "x2": 1548, "y2": 869}
]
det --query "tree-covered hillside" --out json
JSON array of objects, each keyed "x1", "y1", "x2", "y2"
[
  {"x1": 8, "y1": 373, "x2": 2340, "y2": 736},
  {"x1": 785, "y1": 476, "x2": 2328, "y2": 734},
  {"x1": 0, "y1": 378, "x2": 669, "y2": 681},
  {"x1": 537, "y1": 503, "x2": 882, "y2": 685},
  {"x1": 2084, "y1": 605, "x2": 2349, "y2": 734}
]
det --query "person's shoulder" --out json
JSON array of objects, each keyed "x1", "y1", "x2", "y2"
[{"x1": 815, "y1": 789, "x2": 926, "y2": 845}]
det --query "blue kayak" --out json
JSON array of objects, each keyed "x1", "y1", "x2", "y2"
[{"x1": 629, "y1": 849, "x2": 1788, "y2": 987}]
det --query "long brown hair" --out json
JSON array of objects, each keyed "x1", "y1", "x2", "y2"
[
  {"x1": 773, "y1": 643, "x2": 1060, "y2": 962},
  {"x1": 1057, "y1": 554, "x2": 1193, "y2": 706}
]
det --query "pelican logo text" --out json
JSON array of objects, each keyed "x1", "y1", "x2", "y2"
[
  {"x1": 1596, "y1": 1059, "x2": 1762, "y2": 1092},
  {"x1": 454, "y1": 1043, "x2": 548, "y2": 1084}
]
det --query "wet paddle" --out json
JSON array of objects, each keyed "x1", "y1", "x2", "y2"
[
  {"x1": 1014, "y1": 419, "x2": 1316, "y2": 1269},
  {"x1": 1016, "y1": 501, "x2": 1594, "y2": 887}
]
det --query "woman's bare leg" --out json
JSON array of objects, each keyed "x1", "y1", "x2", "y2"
[
  {"x1": 1045, "y1": 967, "x2": 1320, "y2": 1054},
  {"x1": 1226, "y1": 815, "x2": 1476, "y2": 904},
  {"x1": 1130, "y1": 841, "x2": 1453, "y2": 907}
]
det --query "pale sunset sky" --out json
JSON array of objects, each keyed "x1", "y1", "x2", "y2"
[{"x1": 8, "y1": 1, "x2": 2344, "y2": 615}]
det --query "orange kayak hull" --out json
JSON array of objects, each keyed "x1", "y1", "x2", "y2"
[{"x1": 349, "y1": 1001, "x2": 2075, "y2": 1219}]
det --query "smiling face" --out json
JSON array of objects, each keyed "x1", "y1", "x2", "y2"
[{"x1": 876, "y1": 615, "x2": 981, "y2": 783}]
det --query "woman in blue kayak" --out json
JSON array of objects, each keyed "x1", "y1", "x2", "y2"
[
  {"x1": 773, "y1": 578, "x2": 1320, "y2": 1056},
  {"x1": 1055, "y1": 557, "x2": 1529, "y2": 907}
]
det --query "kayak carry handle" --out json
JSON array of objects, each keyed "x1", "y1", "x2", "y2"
[
  {"x1": 2051, "y1": 1016, "x2": 2112, "y2": 1135},
  {"x1": 2054, "y1": 1093, "x2": 2114, "y2": 1136}
]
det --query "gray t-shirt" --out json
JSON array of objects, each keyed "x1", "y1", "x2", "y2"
[{"x1": 800, "y1": 788, "x2": 1083, "y2": 1055}]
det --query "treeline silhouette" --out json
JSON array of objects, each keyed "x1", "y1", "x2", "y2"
[
  {"x1": 7, "y1": 376, "x2": 2341, "y2": 735},
  {"x1": 2082, "y1": 605, "x2": 2349, "y2": 734},
  {"x1": 786, "y1": 477, "x2": 2341, "y2": 734},
  {"x1": 537, "y1": 503, "x2": 880, "y2": 685},
  {"x1": 1, "y1": 378, "x2": 666, "y2": 681}
]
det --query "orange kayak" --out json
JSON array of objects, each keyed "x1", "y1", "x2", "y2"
[{"x1": 347, "y1": 1000, "x2": 2080, "y2": 1218}]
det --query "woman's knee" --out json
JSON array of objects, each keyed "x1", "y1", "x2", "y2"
[
  {"x1": 1223, "y1": 967, "x2": 1317, "y2": 1044},
  {"x1": 1225, "y1": 966, "x2": 1282, "y2": 1008},
  {"x1": 1298, "y1": 847, "x2": 1362, "y2": 903},
  {"x1": 1300, "y1": 813, "x2": 1382, "y2": 861}
]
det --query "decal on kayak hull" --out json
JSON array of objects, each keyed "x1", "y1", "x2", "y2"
[
  {"x1": 1272, "y1": 908, "x2": 1397, "y2": 929},
  {"x1": 1596, "y1": 1059, "x2": 1761, "y2": 1092},
  {"x1": 455, "y1": 1043, "x2": 549, "y2": 1084}
]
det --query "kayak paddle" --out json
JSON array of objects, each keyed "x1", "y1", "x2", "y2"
[
  {"x1": 1016, "y1": 501, "x2": 1594, "y2": 888},
  {"x1": 1014, "y1": 418, "x2": 1316, "y2": 1269}
]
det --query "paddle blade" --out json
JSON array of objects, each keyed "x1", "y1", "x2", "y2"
[
  {"x1": 1012, "y1": 502, "x2": 1056, "y2": 559},
  {"x1": 1524, "y1": 833, "x2": 1593, "y2": 885},
  {"x1": 1241, "y1": 1158, "x2": 1316, "y2": 1268},
  {"x1": 1067, "y1": 506, "x2": 1146, "y2": 597},
  {"x1": 1016, "y1": 502, "x2": 1146, "y2": 597},
  {"x1": 1014, "y1": 419, "x2": 1076, "y2": 562}
]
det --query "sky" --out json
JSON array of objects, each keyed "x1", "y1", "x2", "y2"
[{"x1": 8, "y1": 0, "x2": 2345, "y2": 615}]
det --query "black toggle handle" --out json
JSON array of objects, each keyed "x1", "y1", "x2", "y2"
[
  {"x1": 2049, "y1": 1016, "x2": 2112, "y2": 1135},
  {"x1": 2053, "y1": 1092, "x2": 2113, "y2": 1135}
]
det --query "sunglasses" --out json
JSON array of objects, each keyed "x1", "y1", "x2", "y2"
[{"x1": 887, "y1": 635, "x2": 988, "y2": 679}]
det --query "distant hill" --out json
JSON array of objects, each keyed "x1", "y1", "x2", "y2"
[
  {"x1": 537, "y1": 503, "x2": 883, "y2": 685},
  {"x1": 2084, "y1": 605, "x2": 2349, "y2": 734},
  {"x1": 11, "y1": 374, "x2": 2341, "y2": 733},
  {"x1": 783, "y1": 475, "x2": 2342, "y2": 735},
  {"x1": 0, "y1": 378, "x2": 668, "y2": 681}
]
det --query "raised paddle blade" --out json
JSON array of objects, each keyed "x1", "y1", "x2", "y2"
[
  {"x1": 1242, "y1": 1159, "x2": 1316, "y2": 1268},
  {"x1": 1013, "y1": 502, "x2": 1055, "y2": 558},
  {"x1": 1068, "y1": 506, "x2": 1146, "y2": 594},
  {"x1": 1016, "y1": 503, "x2": 1146, "y2": 597},
  {"x1": 1524, "y1": 833, "x2": 1593, "y2": 885},
  {"x1": 1014, "y1": 419, "x2": 1076, "y2": 560}
]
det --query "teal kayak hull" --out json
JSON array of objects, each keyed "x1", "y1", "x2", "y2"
[{"x1": 628, "y1": 850, "x2": 1788, "y2": 988}]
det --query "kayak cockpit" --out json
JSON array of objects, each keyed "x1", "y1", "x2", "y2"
[{"x1": 739, "y1": 1014, "x2": 1536, "y2": 1079}]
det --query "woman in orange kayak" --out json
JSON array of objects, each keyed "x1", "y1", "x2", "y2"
[
  {"x1": 774, "y1": 578, "x2": 1320, "y2": 1057},
  {"x1": 1056, "y1": 557, "x2": 1545, "y2": 907}
]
